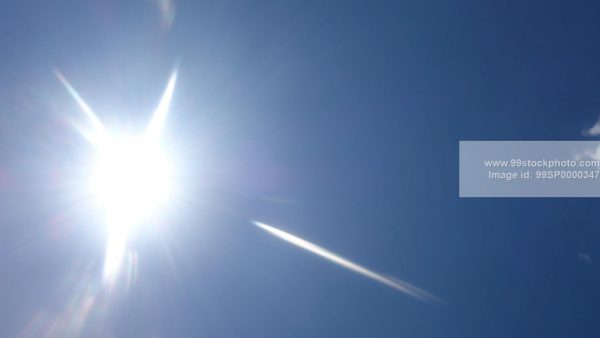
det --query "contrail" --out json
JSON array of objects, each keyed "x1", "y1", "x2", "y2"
[{"x1": 253, "y1": 221, "x2": 440, "y2": 302}]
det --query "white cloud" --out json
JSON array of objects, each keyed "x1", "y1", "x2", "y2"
[{"x1": 582, "y1": 118, "x2": 600, "y2": 136}]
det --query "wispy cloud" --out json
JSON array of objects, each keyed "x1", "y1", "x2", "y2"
[{"x1": 578, "y1": 252, "x2": 592, "y2": 264}]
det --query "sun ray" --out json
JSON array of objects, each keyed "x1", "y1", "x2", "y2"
[
  {"x1": 53, "y1": 69, "x2": 106, "y2": 142},
  {"x1": 146, "y1": 69, "x2": 178, "y2": 139},
  {"x1": 56, "y1": 67, "x2": 176, "y2": 288}
]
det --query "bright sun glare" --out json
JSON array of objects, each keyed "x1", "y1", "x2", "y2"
[
  {"x1": 91, "y1": 134, "x2": 172, "y2": 226},
  {"x1": 92, "y1": 133, "x2": 173, "y2": 283},
  {"x1": 56, "y1": 68, "x2": 177, "y2": 286}
]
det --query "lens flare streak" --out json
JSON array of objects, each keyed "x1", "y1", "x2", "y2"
[
  {"x1": 54, "y1": 69, "x2": 106, "y2": 142},
  {"x1": 253, "y1": 221, "x2": 439, "y2": 302},
  {"x1": 147, "y1": 70, "x2": 177, "y2": 139}
]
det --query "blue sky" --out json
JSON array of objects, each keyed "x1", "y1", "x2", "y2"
[{"x1": 1, "y1": 1, "x2": 600, "y2": 337}]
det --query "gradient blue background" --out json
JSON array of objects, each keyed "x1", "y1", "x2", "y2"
[{"x1": 0, "y1": 1, "x2": 599, "y2": 337}]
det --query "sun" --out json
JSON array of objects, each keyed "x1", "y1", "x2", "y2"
[
  {"x1": 91, "y1": 133, "x2": 173, "y2": 283},
  {"x1": 56, "y1": 67, "x2": 178, "y2": 286},
  {"x1": 91, "y1": 134, "x2": 172, "y2": 227}
]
